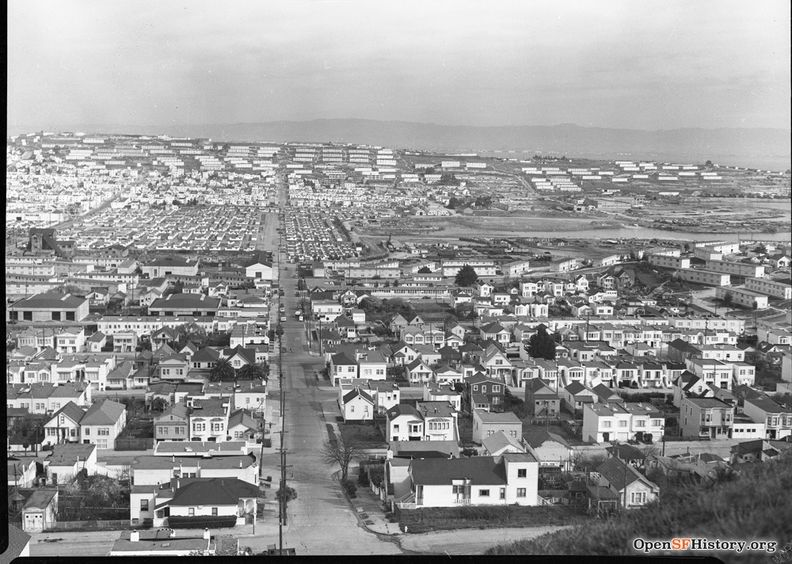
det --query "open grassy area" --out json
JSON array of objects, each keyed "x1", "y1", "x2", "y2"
[
  {"x1": 486, "y1": 454, "x2": 792, "y2": 563},
  {"x1": 339, "y1": 422, "x2": 386, "y2": 449},
  {"x1": 397, "y1": 504, "x2": 584, "y2": 534}
]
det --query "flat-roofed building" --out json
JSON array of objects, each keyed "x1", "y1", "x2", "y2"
[
  {"x1": 677, "y1": 269, "x2": 731, "y2": 287},
  {"x1": 745, "y1": 277, "x2": 792, "y2": 300}
]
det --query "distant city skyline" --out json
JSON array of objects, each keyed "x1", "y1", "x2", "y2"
[{"x1": 8, "y1": 0, "x2": 791, "y2": 132}]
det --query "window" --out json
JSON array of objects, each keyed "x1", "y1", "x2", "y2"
[
  {"x1": 84, "y1": 428, "x2": 90, "y2": 435},
  {"x1": 634, "y1": 420, "x2": 646, "y2": 428},
  {"x1": 189, "y1": 508, "x2": 195, "y2": 516},
  {"x1": 619, "y1": 420, "x2": 628, "y2": 428},
  {"x1": 499, "y1": 488, "x2": 506, "y2": 500},
  {"x1": 602, "y1": 421, "x2": 612, "y2": 428},
  {"x1": 141, "y1": 499, "x2": 149, "y2": 511},
  {"x1": 393, "y1": 425, "x2": 399, "y2": 432},
  {"x1": 479, "y1": 489, "x2": 490, "y2": 497},
  {"x1": 517, "y1": 488, "x2": 526, "y2": 498},
  {"x1": 517, "y1": 468, "x2": 527, "y2": 478},
  {"x1": 212, "y1": 507, "x2": 218, "y2": 516}
]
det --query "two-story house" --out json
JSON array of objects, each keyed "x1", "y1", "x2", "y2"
[
  {"x1": 80, "y1": 399, "x2": 127, "y2": 450},
  {"x1": 679, "y1": 397, "x2": 734, "y2": 439},
  {"x1": 742, "y1": 396, "x2": 792, "y2": 440}
]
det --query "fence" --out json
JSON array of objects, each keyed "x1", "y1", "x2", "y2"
[
  {"x1": 115, "y1": 437, "x2": 154, "y2": 450},
  {"x1": 50, "y1": 519, "x2": 130, "y2": 531}
]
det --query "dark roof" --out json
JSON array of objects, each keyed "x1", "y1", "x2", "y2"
[
  {"x1": 80, "y1": 398, "x2": 126, "y2": 425},
  {"x1": 150, "y1": 294, "x2": 220, "y2": 310},
  {"x1": 522, "y1": 427, "x2": 570, "y2": 449},
  {"x1": 6, "y1": 524, "x2": 31, "y2": 559},
  {"x1": 23, "y1": 489, "x2": 58, "y2": 510},
  {"x1": 387, "y1": 404, "x2": 421, "y2": 420},
  {"x1": 191, "y1": 347, "x2": 221, "y2": 362},
  {"x1": 47, "y1": 443, "x2": 97, "y2": 466},
  {"x1": 11, "y1": 292, "x2": 87, "y2": 309},
  {"x1": 331, "y1": 352, "x2": 357, "y2": 365},
  {"x1": 164, "y1": 478, "x2": 260, "y2": 507},
  {"x1": 410, "y1": 456, "x2": 507, "y2": 486},
  {"x1": 597, "y1": 457, "x2": 653, "y2": 492},
  {"x1": 343, "y1": 387, "x2": 374, "y2": 404},
  {"x1": 606, "y1": 443, "x2": 646, "y2": 461},
  {"x1": 48, "y1": 401, "x2": 86, "y2": 425}
]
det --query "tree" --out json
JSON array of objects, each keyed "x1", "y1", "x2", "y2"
[
  {"x1": 238, "y1": 363, "x2": 268, "y2": 381},
  {"x1": 417, "y1": 266, "x2": 432, "y2": 274},
  {"x1": 210, "y1": 357, "x2": 236, "y2": 382},
  {"x1": 321, "y1": 436, "x2": 361, "y2": 481},
  {"x1": 455, "y1": 265, "x2": 479, "y2": 287},
  {"x1": 151, "y1": 397, "x2": 170, "y2": 413},
  {"x1": 721, "y1": 292, "x2": 733, "y2": 308},
  {"x1": 276, "y1": 486, "x2": 297, "y2": 504},
  {"x1": 527, "y1": 325, "x2": 557, "y2": 360}
]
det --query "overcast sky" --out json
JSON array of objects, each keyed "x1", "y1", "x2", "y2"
[{"x1": 7, "y1": 0, "x2": 791, "y2": 130}]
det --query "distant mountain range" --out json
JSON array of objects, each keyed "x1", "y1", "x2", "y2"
[{"x1": 8, "y1": 119, "x2": 791, "y2": 170}]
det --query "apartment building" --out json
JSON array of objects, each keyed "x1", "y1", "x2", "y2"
[
  {"x1": 677, "y1": 269, "x2": 731, "y2": 287},
  {"x1": 679, "y1": 397, "x2": 734, "y2": 439},
  {"x1": 705, "y1": 260, "x2": 765, "y2": 278},
  {"x1": 715, "y1": 286, "x2": 769, "y2": 309}
]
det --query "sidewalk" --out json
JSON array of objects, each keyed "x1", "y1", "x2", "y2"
[{"x1": 349, "y1": 483, "x2": 400, "y2": 536}]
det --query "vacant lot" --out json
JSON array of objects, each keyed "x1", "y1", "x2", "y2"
[{"x1": 340, "y1": 422, "x2": 386, "y2": 449}]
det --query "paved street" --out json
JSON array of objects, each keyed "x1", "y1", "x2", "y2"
[{"x1": 270, "y1": 252, "x2": 402, "y2": 554}]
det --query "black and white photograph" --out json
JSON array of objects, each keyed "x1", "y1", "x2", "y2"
[{"x1": 4, "y1": 0, "x2": 791, "y2": 560}]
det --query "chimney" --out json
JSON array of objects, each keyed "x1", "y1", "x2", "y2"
[
  {"x1": 130, "y1": 530, "x2": 140, "y2": 542},
  {"x1": 203, "y1": 528, "x2": 211, "y2": 541}
]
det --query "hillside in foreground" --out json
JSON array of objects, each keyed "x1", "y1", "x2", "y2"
[{"x1": 487, "y1": 455, "x2": 792, "y2": 564}]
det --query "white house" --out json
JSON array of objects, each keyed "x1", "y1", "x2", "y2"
[
  {"x1": 339, "y1": 386, "x2": 375, "y2": 422},
  {"x1": 401, "y1": 453, "x2": 539, "y2": 508},
  {"x1": 80, "y1": 399, "x2": 127, "y2": 450}
]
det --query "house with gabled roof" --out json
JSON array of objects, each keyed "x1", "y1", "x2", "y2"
[
  {"x1": 481, "y1": 346, "x2": 513, "y2": 383},
  {"x1": 482, "y1": 430, "x2": 526, "y2": 457},
  {"x1": 220, "y1": 346, "x2": 256, "y2": 371},
  {"x1": 149, "y1": 477, "x2": 259, "y2": 528},
  {"x1": 561, "y1": 381, "x2": 598, "y2": 415},
  {"x1": 406, "y1": 359, "x2": 435, "y2": 385},
  {"x1": 154, "y1": 402, "x2": 190, "y2": 443},
  {"x1": 158, "y1": 354, "x2": 190, "y2": 381},
  {"x1": 524, "y1": 378, "x2": 561, "y2": 421},
  {"x1": 339, "y1": 386, "x2": 375, "y2": 422},
  {"x1": 434, "y1": 364, "x2": 463, "y2": 387},
  {"x1": 191, "y1": 346, "x2": 221, "y2": 370},
  {"x1": 46, "y1": 443, "x2": 98, "y2": 484},
  {"x1": 479, "y1": 322, "x2": 510, "y2": 346},
  {"x1": 522, "y1": 427, "x2": 573, "y2": 470},
  {"x1": 21, "y1": 489, "x2": 59, "y2": 532},
  {"x1": 398, "y1": 453, "x2": 539, "y2": 509},
  {"x1": 80, "y1": 398, "x2": 127, "y2": 450},
  {"x1": 465, "y1": 373, "x2": 506, "y2": 412},
  {"x1": 386, "y1": 404, "x2": 424, "y2": 442},
  {"x1": 43, "y1": 401, "x2": 86, "y2": 446},
  {"x1": 226, "y1": 409, "x2": 259, "y2": 442},
  {"x1": 593, "y1": 456, "x2": 659, "y2": 509}
]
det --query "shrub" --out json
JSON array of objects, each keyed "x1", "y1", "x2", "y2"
[
  {"x1": 358, "y1": 470, "x2": 370, "y2": 487},
  {"x1": 341, "y1": 479, "x2": 357, "y2": 498}
]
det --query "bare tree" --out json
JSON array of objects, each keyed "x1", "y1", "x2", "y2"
[{"x1": 321, "y1": 436, "x2": 361, "y2": 481}]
